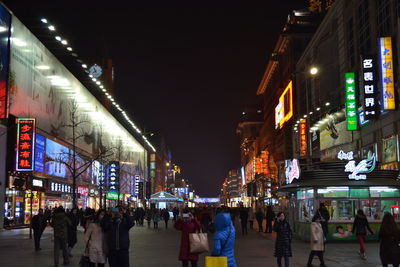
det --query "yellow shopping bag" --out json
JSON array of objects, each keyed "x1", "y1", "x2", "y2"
[{"x1": 205, "y1": 256, "x2": 228, "y2": 267}]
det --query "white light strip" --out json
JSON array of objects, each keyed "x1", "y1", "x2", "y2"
[{"x1": 40, "y1": 17, "x2": 157, "y2": 152}]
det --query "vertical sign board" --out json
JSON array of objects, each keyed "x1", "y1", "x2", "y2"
[
  {"x1": 379, "y1": 37, "x2": 395, "y2": 110},
  {"x1": 361, "y1": 56, "x2": 378, "y2": 119},
  {"x1": 107, "y1": 161, "x2": 119, "y2": 192},
  {"x1": 299, "y1": 119, "x2": 307, "y2": 157},
  {"x1": 134, "y1": 175, "x2": 140, "y2": 196},
  {"x1": 16, "y1": 118, "x2": 35, "y2": 171},
  {"x1": 345, "y1": 73, "x2": 357, "y2": 130},
  {"x1": 275, "y1": 81, "x2": 293, "y2": 129},
  {"x1": 138, "y1": 182, "x2": 144, "y2": 199},
  {"x1": 0, "y1": 5, "x2": 11, "y2": 118}
]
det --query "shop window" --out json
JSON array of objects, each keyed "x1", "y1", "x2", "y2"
[
  {"x1": 326, "y1": 200, "x2": 356, "y2": 221},
  {"x1": 361, "y1": 199, "x2": 400, "y2": 221},
  {"x1": 299, "y1": 199, "x2": 314, "y2": 222},
  {"x1": 370, "y1": 187, "x2": 400, "y2": 198},
  {"x1": 317, "y1": 187, "x2": 349, "y2": 198},
  {"x1": 349, "y1": 188, "x2": 369, "y2": 198},
  {"x1": 297, "y1": 189, "x2": 314, "y2": 200}
]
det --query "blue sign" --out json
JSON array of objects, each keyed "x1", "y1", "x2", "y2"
[
  {"x1": 108, "y1": 161, "x2": 119, "y2": 192},
  {"x1": 194, "y1": 198, "x2": 220, "y2": 203},
  {"x1": 34, "y1": 134, "x2": 45, "y2": 172},
  {"x1": 45, "y1": 138, "x2": 69, "y2": 178}
]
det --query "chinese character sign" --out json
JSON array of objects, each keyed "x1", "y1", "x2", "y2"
[
  {"x1": 16, "y1": 118, "x2": 35, "y2": 171},
  {"x1": 361, "y1": 56, "x2": 378, "y2": 119},
  {"x1": 108, "y1": 161, "x2": 120, "y2": 192},
  {"x1": 300, "y1": 119, "x2": 307, "y2": 157},
  {"x1": 379, "y1": 37, "x2": 395, "y2": 110},
  {"x1": 345, "y1": 72, "x2": 357, "y2": 130}
]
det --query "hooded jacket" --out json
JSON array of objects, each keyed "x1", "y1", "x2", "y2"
[
  {"x1": 352, "y1": 214, "x2": 373, "y2": 236},
  {"x1": 211, "y1": 213, "x2": 236, "y2": 267}
]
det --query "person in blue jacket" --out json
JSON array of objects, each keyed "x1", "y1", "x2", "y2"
[{"x1": 211, "y1": 212, "x2": 236, "y2": 267}]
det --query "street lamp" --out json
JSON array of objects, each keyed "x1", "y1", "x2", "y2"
[{"x1": 310, "y1": 67, "x2": 318, "y2": 75}]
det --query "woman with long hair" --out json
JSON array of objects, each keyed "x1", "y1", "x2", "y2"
[
  {"x1": 352, "y1": 209, "x2": 374, "y2": 260},
  {"x1": 273, "y1": 212, "x2": 292, "y2": 267},
  {"x1": 84, "y1": 209, "x2": 107, "y2": 267},
  {"x1": 307, "y1": 214, "x2": 326, "y2": 267},
  {"x1": 379, "y1": 212, "x2": 400, "y2": 267}
]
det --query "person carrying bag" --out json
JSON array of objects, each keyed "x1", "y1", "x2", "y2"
[
  {"x1": 206, "y1": 213, "x2": 236, "y2": 267},
  {"x1": 189, "y1": 229, "x2": 209, "y2": 254},
  {"x1": 79, "y1": 233, "x2": 92, "y2": 267}
]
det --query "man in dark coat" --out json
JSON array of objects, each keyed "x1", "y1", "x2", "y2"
[
  {"x1": 255, "y1": 208, "x2": 265, "y2": 232},
  {"x1": 51, "y1": 206, "x2": 71, "y2": 267},
  {"x1": 31, "y1": 208, "x2": 47, "y2": 251},
  {"x1": 239, "y1": 208, "x2": 249, "y2": 235},
  {"x1": 265, "y1": 206, "x2": 275, "y2": 233},
  {"x1": 66, "y1": 208, "x2": 79, "y2": 256},
  {"x1": 102, "y1": 206, "x2": 135, "y2": 267},
  {"x1": 318, "y1": 203, "x2": 330, "y2": 237}
]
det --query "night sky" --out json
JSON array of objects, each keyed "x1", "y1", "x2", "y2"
[{"x1": 4, "y1": 1, "x2": 307, "y2": 196}]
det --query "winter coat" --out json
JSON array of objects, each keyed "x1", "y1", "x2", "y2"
[
  {"x1": 273, "y1": 220, "x2": 292, "y2": 257},
  {"x1": 51, "y1": 212, "x2": 71, "y2": 239},
  {"x1": 379, "y1": 230, "x2": 400, "y2": 265},
  {"x1": 152, "y1": 213, "x2": 161, "y2": 222},
  {"x1": 239, "y1": 210, "x2": 248, "y2": 222},
  {"x1": 266, "y1": 209, "x2": 275, "y2": 222},
  {"x1": 67, "y1": 213, "x2": 79, "y2": 247},
  {"x1": 102, "y1": 213, "x2": 135, "y2": 251},
  {"x1": 31, "y1": 214, "x2": 46, "y2": 233},
  {"x1": 163, "y1": 211, "x2": 170, "y2": 221},
  {"x1": 310, "y1": 222, "x2": 324, "y2": 251},
  {"x1": 211, "y1": 213, "x2": 236, "y2": 267},
  {"x1": 248, "y1": 209, "x2": 255, "y2": 221},
  {"x1": 174, "y1": 218, "x2": 201, "y2": 261},
  {"x1": 352, "y1": 214, "x2": 373, "y2": 236},
  {"x1": 318, "y1": 208, "x2": 330, "y2": 236},
  {"x1": 255, "y1": 211, "x2": 264, "y2": 222},
  {"x1": 84, "y1": 222, "x2": 107, "y2": 264}
]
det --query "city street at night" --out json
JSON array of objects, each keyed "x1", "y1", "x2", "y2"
[{"x1": 0, "y1": 223, "x2": 382, "y2": 267}]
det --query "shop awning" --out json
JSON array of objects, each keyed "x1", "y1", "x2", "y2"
[{"x1": 149, "y1": 191, "x2": 184, "y2": 202}]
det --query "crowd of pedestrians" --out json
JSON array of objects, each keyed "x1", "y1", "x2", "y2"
[{"x1": 28, "y1": 203, "x2": 400, "y2": 267}]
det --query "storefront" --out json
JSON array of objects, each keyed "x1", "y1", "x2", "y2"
[
  {"x1": 280, "y1": 159, "x2": 400, "y2": 242},
  {"x1": 45, "y1": 180, "x2": 73, "y2": 210},
  {"x1": 149, "y1": 191, "x2": 183, "y2": 209}
]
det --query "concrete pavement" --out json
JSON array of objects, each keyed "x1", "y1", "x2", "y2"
[{"x1": 0, "y1": 222, "x2": 383, "y2": 267}]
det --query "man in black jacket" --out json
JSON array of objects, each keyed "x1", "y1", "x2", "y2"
[
  {"x1": 31, "y1": 208, "x2": 46, "y2": 251},
  {"x1": 102, "y1": 206, "x2": 135, "y2": 267}
]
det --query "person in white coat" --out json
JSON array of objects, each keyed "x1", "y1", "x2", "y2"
[
  {"x1": 307, "y1": 214, "x2": 326, "y2": 267},
  {"x1": 84, "y1": 210, "x2": 107, "y2": 267}
]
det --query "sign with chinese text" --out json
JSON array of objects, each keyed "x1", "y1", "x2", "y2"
[
  {"x1": 275, "y1": 81, "x2": 293, "y2": 129},
  {"x1": 379, "y1": 37, "x2": 395, "y2": 110},
  {"x1": 337, "y1": 150, "x2": 376, "y2": 180},
  {"x1": 300, "y1": 119, "x2": 307, "y2": 156},
  {"x1": 345, "y1": 72, "x2": 357, "y2": 130},
  {"x1": 77, "y1": 186, "x2": 89, "y2": 197},
  {"x1": 107, "y1": 161, "x2": 119, "y2": 192},
  {"x1": 134, "y1": 175, "x2": 140, "y2": 196},
  {"x1": 16, "y1": 118, "x2": 35, "y2": 171},
  {"x1": 361, "y1": 56, "x2": 378, "y2": 119},
  {"x1": 49, "y1": 181, "x2": 72, "y2": 193}
]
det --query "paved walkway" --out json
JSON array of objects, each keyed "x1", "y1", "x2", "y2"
[{"x1": 0, "y1": 222, "x2": 382, "y2": 267}]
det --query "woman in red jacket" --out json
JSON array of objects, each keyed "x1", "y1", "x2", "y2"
[{"x1": 174, "y1": 212, "x2": 201, "y2": 267}]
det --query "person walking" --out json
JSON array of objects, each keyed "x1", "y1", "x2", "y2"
[
  {"x1": 173, "y1": 207, "x2": 179, "y2": 222},
  {"x1": 51, "y1": 206, "x2": 71, "y2": 267},
  {"x1": 211, "y1": 212, "x2": 237, "y2": 267},
  {"x1": 239, "y1": 208, "x2": 248, "y2": 235},
  {"x1": 101, "y1": 206, "x2": 135, "y2": 267},
  {"x1": 379, "y1": 212, "x2": 400, "y2": 267},
  {"x1": 31, "y1": 208, "x2": 47, "y2": 251},
  {"x1": 66, "y1": 208, "x2": 79, "y2": 257},
  {"x1": 317, "y1": 203, "x2": 330, "y2": 237},
  {"x1": 163, "y1": 209, "x2": 171, "y2": 229},
  {"x1": 174, "y1": 212, "x2": 201, "y2": 267},
  {"x1": 352, "y1": 209, "x2": 374, "y2": 260},
  {"x1": 146, "y1": 209, "x2": 152, "y2": 228},
  {"x1": 153, "y1": 209, "x2": 160, "y2": 229},
  {"x1": 84, "y1": 210, "x2": 107, "y2": 267},
  {"x1": 307, "y1": 214, "x2": 326, "y2": 267},
  {"x1": 255, "y1": 208, "x2": 265, "y2": 232},
  {"x1": 248, "y1": 208, "x2": 255, "y2": 230},
  {"x1": 265, "y1": 205, "x2": 275, "y2": 233},
  {"x1": 273, "y1": 212, "x2": 292, "y2": 267}
]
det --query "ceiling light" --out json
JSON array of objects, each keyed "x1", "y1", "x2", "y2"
[
  {"x1": 55, "y1": 36, "x2": 61, "y2": 41},
  {"x1": 102, "y1": 89, "x2": 106, "y2": 92},
  {"x1": 61, "y1": 40, "x2": 68, "y2": 45},
  {"x1": 99, "y1": 85, "x2": 104, "y2": 89},
  {"x1": 309, "y1": 111, "x2": 313, "y2": 115},
  {"x1": 96, "y1": 81, "x2": 101, "y2": 85},
  {"x1": 105, "y1": 93, "x2": 109, "y2": 96},
  {"x1": 92, "y1": 78, "x2": 96, "y2": 82},
  {"x1": 82, "y1": 64, "x2": 87, "y2": 68},
  {"x1": 316, "y1": 107, "x2": 321, "y2": 111},
  {"x1": 67, "y1": 47, "x2": 72, "y2": 51},
  {"x1": 36, "y1": 65, "x2": 50, "y2": 70},
  {"x1": 0, "y1": 26, "x2": 7, "y2": 33},
  {"x1": 41, "y1": 18, "x2": 48, "y2": 23},
  {"x1": 310, "y1": 67, "x2": 318, "y2": 75},
  {"x1": 303, "y1": 115, "x2": 307, "y2": 118},
  {"x1": 325, "y1": 102, "x2": 330, "y2": 106},
  {"x1": 48, "y1": 25, "x2": 55, "y2": 31}
]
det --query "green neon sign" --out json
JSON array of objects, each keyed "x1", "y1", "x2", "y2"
[
  {"x1": 106, "y1": 192, "x2": 124, "y2": 200},
  {"x1": 345, "y1": 72, "x2": 357, "y2": 131}
]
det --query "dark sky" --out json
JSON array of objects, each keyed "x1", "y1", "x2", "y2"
[{"x1": 4, "y1": 1, "x2": 307, "y2": 196}]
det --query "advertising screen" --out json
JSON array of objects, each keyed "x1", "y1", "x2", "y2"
[
  {"x1": 45, "y1": 138, "x2": 69, "y2": 178},
  {"x1": 35, "y1": 134, "x2": 45, "y2": 173}
]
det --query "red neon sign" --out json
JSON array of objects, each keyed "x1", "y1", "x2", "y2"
[
  {"x1": 300, "y1": 119, "x2": 307, "y2": 157},
  {"x1": 16, "y1": 118, "x2": 35, "y2": 171}
]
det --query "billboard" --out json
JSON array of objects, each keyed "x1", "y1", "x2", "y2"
[
  {"x1": 378, "y1": 37, "x2": 395, "y2": 110},
  {"x1": 0, "y1": 5, "x2": 11, "y2": 118},
  {"x1": 275, "y1": 81, "x2": 293, "y2": 129},
  {"x1": 345, "y1": 73, "x2": 358, "y2": 130},
  {"x1": 34, "y1": 134, "x2": 45, "y2": 173},
  {"x1": 16, "y1": 118, "x2": 36, "y2": 171},
  {"x1": 361, "y1": 56, "x2": 378, "y2": 119},
  {"x1": 320, "y1": 120, "x2": 352, "y2": 151},
  {"x1": 45, "y1": 138, "x2": 69, "y2": 178},
  {"x1": 299, "y1": 119, "x2": 307, "y2": 156},
  {"x1": 107, "y1": 161, "x2": 120, "y2": 192}
]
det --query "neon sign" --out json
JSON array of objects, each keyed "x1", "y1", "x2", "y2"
[
  {"x1": 108, "y1": 162, "x2": 119, "y2": 192},
  {"x1": 345, "y1": 72, "x2": 357, "y2": 130},
  {"x1": 285, "y1": 159, "x2": 300, "y2": 184},
  {"x1": 379, "y1": 37, "x2": 395, "y2": 110},
  {"x1": 275, "y1": 81, "x2": 293, "y2": 129},
  {"x1": 16, "y1": 118, "x2": 36, "y2": 171},
  {"x1": 361, "y1": 56, "x2": 378, "y2": 119},
  {"x1": 300, "y1": 119, "x2": 307, "y2": 156},
  {"x1": 337, "y1": 150, "x2": 376, "y2": 180}
]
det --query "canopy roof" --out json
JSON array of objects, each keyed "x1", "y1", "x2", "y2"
[{"x1": 149, "y1": 191, "x2": 183, "y2": 202}]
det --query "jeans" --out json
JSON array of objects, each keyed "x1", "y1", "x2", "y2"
[
  {"x1": 182, "y1": 260, "x2": 198, "y2": 267},
  {"x1": 108, "y1": 249, "x2": 129, "y2": 267},
  {"x1": 53, "y1": 236, "x2": 69, "y2": 266},
  {"x1": 33, "y1": 229, "x2": 42, "y2": 250},
  {"x1": 265, "y1": 220, "x2": 273, "y2": 233},
  {"x1": 277, "y1": 256, "x2": 289, "y2": 267},
  {"x1": 357, "y1": 235, "x2": 366, "y2": 253},
  {"x1": 257, "y1": 219, "x2": 263, "y2": 232},
  {"x1": 307, "y1": 250, "x2": 325, "y2": 266}
]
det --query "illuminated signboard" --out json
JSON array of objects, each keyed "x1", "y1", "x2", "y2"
[
  {"x1": 106, "y1": 191, "x2": 124, "y2": 200},
  {"x1": 193, "y1": 198, "x2": 220, "y2": 203},
  {"x1": 285, "y1": 159, "x2": 300, "y2": 184},
  {"x1": 299, "y1": 119, "x2": 307, "y2": 157},
  {"x1": 108, "y1": 161, "x2": 119, "y2": 192},
  {"x1": 379, "y1": 37, "x2": 395, "y2": 110},
  {"x1": 50, "y1": 181, "x2": 72, "y2": 193},
  {"x1": 16, "y1": 118, "x2": 36, "y2": 171},
  {"x1": 361, "y1": 56, "x2": 378, "y2": 119},
  {"x1": 134, "y1": 175, "x2": 140, "y2": 196},
  {"x1": 337, "y1": 150, "x2": 376, "y2": 180},
  {"x1": 34, "y1": 134, "x2": 45, "y2": 173},
  {"x1": 0, "y1": 5, "x2": 11, "y2": 119},
  {"x1": 77, "y1": 186, "x2": 89, "y2": 197},
  {"x1": 32, "y1": 179, "x2": 43, "y2": 187},
  {"x1": 345, "y1": 72, "x2": 357, "y2": 130},
  {"x1": 275, "y1": 81, "x2": 293, "y2": 129}
]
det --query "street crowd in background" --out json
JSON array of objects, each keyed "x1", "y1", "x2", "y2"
[{"x1": 29, "y1": 203, "x2": 400, "y2": 267}]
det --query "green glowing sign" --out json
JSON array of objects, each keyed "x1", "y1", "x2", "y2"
[{"x1": 345, "y1": 72, "x2": 357, "y2": 131}]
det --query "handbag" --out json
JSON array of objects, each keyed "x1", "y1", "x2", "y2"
[
  {"x1": 189, "y1": 229, "x2": 210, "y2": 253},
  {"x1": 79, "y1": 233, "x2": 92, "y2": 267}
]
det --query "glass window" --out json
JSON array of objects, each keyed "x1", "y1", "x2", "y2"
[
  {"x1": 317, "y1": 187, "x2": 349, "y2": 198},
  {"x1": 361, "y1": 199, "x2": 400, "y2": 221},
  {"x1": 370, "y1": 187, "x2": 400, "y2": 198},
  {"x1": 349, "y1": 188, "x2": 369, "y2": 198},
  {"x1": 298, "y1": 199, "x2": 314, "y2": 222},
  {"x1": 297, "y1": 189, "x2": 314, "y2": 200},
  {"x1": 326, "y1": 200, "x2": 356, "y2": 221}
]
